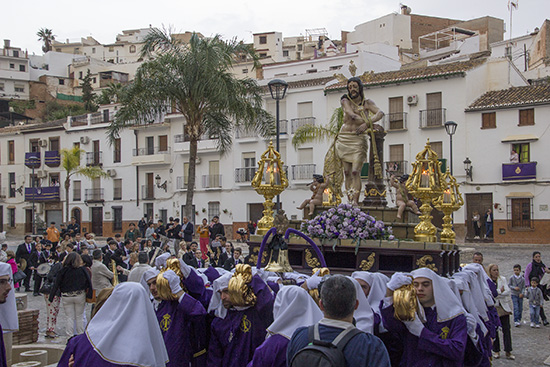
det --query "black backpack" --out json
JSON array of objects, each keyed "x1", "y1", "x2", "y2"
[{"x1": 289, "y1": 324, "x2": 362, "y2": 367}]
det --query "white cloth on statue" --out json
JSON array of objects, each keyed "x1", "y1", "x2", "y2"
[
  {"x1": 411, "y1": 268, "x2": 464, "y2": 322},
  {"x1": 347, "y1": 276, "x2": 374, "y2": 334},
  {"x1": 0, "y1": 263, "x2": 18, "y2": 333},
  {"x1": 267, "y1": 286, "x2": 323, "y2": 339},
  {"x1": 351, "y1": 271, "x2": 389, "y2": 315},
  {"x1": 86, "y1": 282, "x2": 168, "y2": 367}
]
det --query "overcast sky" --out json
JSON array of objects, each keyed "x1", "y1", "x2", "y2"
[{"x1": 2, "y1": 0, "x2": 549, "y2": 55}]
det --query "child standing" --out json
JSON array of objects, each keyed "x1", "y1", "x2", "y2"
[
  {"x1": 509, "y1": 264, "x2": 525, "y2": 326},
  {"x1": 525, "y1": 277, "x2": 544, "y2": 328}
]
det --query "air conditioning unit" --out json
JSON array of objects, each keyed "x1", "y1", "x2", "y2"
[
  {"x1": 80, "y1": 136, "x2": 90, "y2": 144},
  {"x1": 37, "y1": 170, "x2": 47, "y2": 178},
  {"x1": 107, "y1": 169, "x2": 117, "y2": 177},
  {"x1": 407, "y1": 95, "x2": 418, "y2": 106},
  {"x1": 38, "y1": 139, "x2": 48, "y2": 147}
]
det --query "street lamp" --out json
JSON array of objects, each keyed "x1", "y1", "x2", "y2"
[
  {"x1": 464, "y1": 157, "x2": 473, "y2": 181},
  {"x1": 267, "y1": 79, "x2": 288, "y2": 213},
  {"x1": 29, "y1": 156, "x2": 40, "y2": 235},
  {"x1": 444, "y1": 121, "x2": 457, "y2": 175},
  {"x1": 155, "y1": 174, "x2": 167, "y2": 192}
]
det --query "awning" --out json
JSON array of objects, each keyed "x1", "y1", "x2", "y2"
[
  {"x1": 501, "y1": 134, "x2": 539, "y2": 143},
  {"x1": 506, "y1": 192, "x2": 534, "y2": 198}
]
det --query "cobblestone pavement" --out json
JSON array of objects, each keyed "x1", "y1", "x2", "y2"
[{"x1": 5, "y1": 237, "x2": 550, "y2": 365}]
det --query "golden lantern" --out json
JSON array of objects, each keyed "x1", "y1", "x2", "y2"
[
  {"x1": 433, "y1": 168, "x2": 464, "y2": 244},
  {"x1": 406, "y1": 139, "x2": 445, "y2": 242},
  {"x1": 251, "y1": 141, "x2": 289, "y2": 235}
]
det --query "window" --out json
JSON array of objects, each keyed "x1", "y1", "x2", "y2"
[
  {"x1": 19, "y1": 65, "x2": 25, "y2": 72},
  {"x1": 9, "y1": 173, "x2": 15, "y2": 198},
  {"x1": 8, "y1": 208, "x2": 15, "y2": 228},
  {"x1": 145, "y1": 203, "x2": 154, "y2": 221},
  {"x1": 113, "y1": 207, "x2": 123, "y2": 231},
  {"x1": 8, "y1": 141, "x2": 15, "y2": 164},
  {"x1": 113, "y1": 138, "x2": 121, "y2": 163},
  {"x1": 113, "y1": 179, "x2": 122, "y2": 200},
  {"x1": 297, "y1": 101, "x2": 313, "y2": 118},
  {"x1": 329, "y1": 65, "x2": 343, "y2": 71},
  {"x1": 146, "y1": 136, "x2": 154, "y2": 155},
  {"x1": 73, "y1": 181, "x2": 81, "y2": 201},
  {"x1": 183, "y1": 162, "x2": 189, "y2": 186},
  {"x1": 242, "y1": 69, "x2": 248, "y2": 74},
  {"x1": 208, "y1": 202, "x2": 220, "y2": 219},
  {"x1": 159, "y1": 135, "x2": 168, "y2": 152},
  {"x1": 297, "y1": 148, "x2": 313, "y2": 164},
  {"x1": 49, "y1": 137, "x2": 60, "y2": 151},
  {"x1": 14, "y1": 85, "x2": 24, "y2": 93},
  {"x1": 510, "y1": 197, "x2": 533, "y2": 229},
  {"x1": 109, "y1": 46, "x2": 114, "y2": 52},
  {"x1": 59, "y1": 79, "x2": 65, "y2": 85},
  {"x1": 92, "y1": 77, "x2": 96, "y2": 84},
  {"x1": 13, "y1": 50, "x2": 19, "y2": 57},
  {"x1": 283, "y1": 50, "x2": 289, "y2": 57},
  {"x1": 519, "y1": 109, "x2": 534, "y2": 126},
  {"x1": 159, "y1": 209, "x2": 168, "y2": 224},
  {"x1": 512, "y1": 143, "x2": 530, "y2": 163},
  {"x1": 79, "y1": 71, "x2": 83, "y2": 79},
  {"x1": 92, "y1": 48, "x2": 96, "y2": 54},
  {"x1": 389, "y1": 144, "x2": 404, "y2": 162},
  {"x1": 259, "y1": 36, "x2": 267, "y2": 44},
  {"x1": 481, "y1": 112, "x2": 496, "y2": 129},
  {"x1": 259, "y1": 53, "x2": 267, "y2": 58},
  {"x1": 431, "y1": 141, "x2": 443, "y2": 158},
  {"x1": 425, "y1": 92, "x2": 443, "y2": 126},
  {"x1": 129, "y1": 45, "x2": 136, "y2": 53},
  {"x1": 388, "y1": 97, "x2": 404, "y2": 130},
  {"x1": 9, "y1": 64, "x2": 14, "y2": 69},
  {"x1": 30, "y1": 139, "x2": 39, "y2": 153}
]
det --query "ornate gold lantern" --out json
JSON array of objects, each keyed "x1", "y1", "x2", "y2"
[
  {"x1": 433, "y1": 168, "x2": 464, "y2": 244},
  {"x1": 251, "y1": 141, "x2": 289, "y2": 235},
  {"x1": 406, "y1": 139, "x2": 445, "y2": 242}
]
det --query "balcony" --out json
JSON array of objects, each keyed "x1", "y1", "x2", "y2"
[
  {"x1": 202, "y1": 175, "x2": 222, "y2": 189},
  {"x1": 235, "y1": 128, "x2": 257, "y2": 139},
  {"x1": 173, "y1": 134, "x2": 218, "y2": 153},
  {"x1": 291, "y1": 164, "x2": 316, "y2": 180},
  {"x1": 235, "y1": 168, "x2": 257, "y2": 183},
  {"x1": 86, "y1": 152, "x2": 102, "y2": 166},
  {"x1": 24, "y1": 186, "x2": 60, "y2": 202},
  {"x1": 383, "y1": 113, "x2": 407, "y2": 131},
  {"x1": 90, "y1": 110, "x2": 114, "y2": 125},
  {"x1": 502, "y1": 162, "x2": 537, "y2": 181},
  {"x1": 385, "y1": 161, "x2": 409, "y2": 176},
  {"x1": 85, "y1": 188, "x2": 104, "y2": 203},
  {"x1": 25, "y1": 152, "x2": 41, "y2": 168},
  {"x1": 176, "y1": 176, "x2": 188, "y2": 190},
  {"x1": 419, "y1": 109, "x2": 446, "y2": 128},
  {"x1": 141, "y1": 185, "x2": 155, "y2": 200},
  {"x1": 44, "y1": 150, "x2": 60, "y2": 167},
  {"x1": 291, "y1": 117, "x2": 315, "y2": 133},
  {"x1": 132, "y1": 146, "x2": 171, "y2": 165}
]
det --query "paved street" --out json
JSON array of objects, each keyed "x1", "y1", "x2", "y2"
[{"x1": 5, "y1": 237, "x2": 550, "y2": 365}]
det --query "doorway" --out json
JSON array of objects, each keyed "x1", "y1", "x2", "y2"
[
  {"x1": 71, "y1": 208, "x2": 81, "y2": 226},
  {"x1": 465, "y1": 193, "x2": 493, "y2": 240},
  {"x1": 25, "y1": 209, "x2": 33, "y2": 233},
  {"x1": 91, "y1": 207, "x2": 103, "y2": 236},
  {"x1": 0, "y1": 205, "x2": 3, "y2": 232}
]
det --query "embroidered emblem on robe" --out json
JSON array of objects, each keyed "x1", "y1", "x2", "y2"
[
  {"x1": 240, "y1": 315, "x2": 251, "y2": 333},
  {"x1": 160, "y1": 314, "x2": 172, "y2": 332},
  {"x1": 440, "y1": 326, "x2": 450, "y2": 340}
]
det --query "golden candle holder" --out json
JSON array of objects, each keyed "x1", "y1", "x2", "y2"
[
  {"x1": 251, "y1": 141, "x2": 289, "y2": 235},
  {"x1": 433, "y1": 168, "x2": 464, "y2": 244},
  {"x1": 406, "y1": 139, "x2": 445, "y2": 242}
]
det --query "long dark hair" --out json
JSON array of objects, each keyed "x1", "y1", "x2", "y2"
[{"x1": 63, "y1": 252, "x2": 82, "y2": 268}]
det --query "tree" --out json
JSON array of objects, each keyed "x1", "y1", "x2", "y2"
[
  {"x1": 96, "y1": 83, "x2": 125, "y2": 105},
  {"x1": 292, "y1": 107, "x2": 345, "y2": 203},
  {"x1": 37, "y1": 28, "x2": 56, "y2": 53},
  {"x1": 108, "y1": 29, "x2": 273, "y2": 218},
  {"x1": 81, "y1": 70, "x2": 97, "y2": 112},
  {"x1": 61, "y1": 146, "x2": 109, "y2": 222}
]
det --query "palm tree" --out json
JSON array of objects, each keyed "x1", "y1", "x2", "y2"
[
  {"x1": 61, "y1": 146, "x2": 109, "y2": 222},
  {"x1": 108, "y1": 28, "x2": 273, "y2": 218},
  {"x1": 37, "y1": 28, "x2": 56, "y2": 53},
  {"x1": 292, "y1": 107, "x2": 345, "y2": 204}
]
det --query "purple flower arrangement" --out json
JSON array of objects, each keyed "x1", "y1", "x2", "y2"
[{"x1": 301, "y1": 203, "x2": 394, "y2": 241}]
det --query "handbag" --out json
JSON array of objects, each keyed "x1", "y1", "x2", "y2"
[
  {"x1": 40, "y1": 280, "x2": 53, "y2": 294},
  {"x1": 86, "y1": 289, "x2": 96, "y2": 304},
  {"x1": 13, "y1": 269, "x2": 27, "y2": 284},
  {"x1": 496, "y1": 305, "x2": 512, "y2": 317}
]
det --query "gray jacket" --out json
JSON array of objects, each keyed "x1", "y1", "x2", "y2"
[
  {"x1": 524, "y1": 286, "x2": 544, "y2": 306},
  {"x1": 91, "y1": 260, "x2": 114, "y2": 291},
  {"x1": 508, "y1": 274, "x2": 525, "y2": 297}
]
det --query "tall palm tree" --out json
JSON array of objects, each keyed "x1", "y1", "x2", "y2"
[
  {"x1": 108, "y1": 28, "x2": 273, "y2": 218},
  {"x1": 292, "y1": 107, "x2": 345, "y2": 203},
  {"x1": 61, "y1": 146, "x2": 109, "y2": 222},
  {"x1": 37, "y1": 28, "x2": 56, "y2": 53}
]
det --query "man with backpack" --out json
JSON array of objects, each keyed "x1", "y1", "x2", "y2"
[{"x1": 287, "y1": 275, "x2": 390, "y2": 367}]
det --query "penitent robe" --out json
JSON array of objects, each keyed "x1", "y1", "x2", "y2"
[
  {"x1": 246, "y1": 334, "x2": 288, "y2": 367},
  {"x1": 58, "y1": 334, "x2": 136, "y2": 367}
]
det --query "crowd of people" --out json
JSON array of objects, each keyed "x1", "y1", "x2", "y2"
[{"x1": 1, "y1": 222, "x2": 549, "y2": 366}]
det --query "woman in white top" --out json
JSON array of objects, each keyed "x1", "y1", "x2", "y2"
[{"x1": 487, "y1": 263, "x2": 515, "y2": 360}]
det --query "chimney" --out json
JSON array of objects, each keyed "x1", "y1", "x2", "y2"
[
  {"x1": 3, "y1": 39, "x2": 10, "y2": 48},
  {"x1": 401, "y1": 5, "x2": 411, "y2": 15}
]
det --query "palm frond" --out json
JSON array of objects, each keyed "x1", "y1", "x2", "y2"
[
  {"x1": 292, "y1": 124, "x2": 338, "y2": 149},
  {"x1": 74, "y1": 166, "x2": 110, "y2": 179}
]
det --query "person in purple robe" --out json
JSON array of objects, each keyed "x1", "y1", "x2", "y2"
[
  {"x1": 0, "y1": 263, "x2": 17, "y2": 367},
  {"x1": 207, "y1": 264, "x2": 275, "y2": 367},
  {"x1": 151, "y1": 268, "x2": 208, "y2": 367},
  {"x1": 381, "y1": 268, "x2": 468, "y2": 367},
  {"x1": 248, "y1": 285, "x2": 323, "y2": 367},
  {"x1": 58, "y1": 282, "x2": 168, "y2": 367}
]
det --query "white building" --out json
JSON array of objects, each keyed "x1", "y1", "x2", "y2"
[{"x1": 0, "y1": 40, "x2": 30, "y2": 101}]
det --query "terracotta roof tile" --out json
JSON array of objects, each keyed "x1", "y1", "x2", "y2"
[
  {"x1": 466, "y1": 84, "x2": 550, "y2": 111},
  {"x1": 324, "y1": 58, "x2": 487, "y2": 92}
]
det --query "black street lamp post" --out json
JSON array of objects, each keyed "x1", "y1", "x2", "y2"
[
  {"x1": 444, "y1": 121, "x2": 457, "y2": 175},
  {"x1": 29, "y1": 156, "x2": 40, "y2": 235},
  {"x1": 267, "y1": 79, "x2": 288, "y2": 213}
]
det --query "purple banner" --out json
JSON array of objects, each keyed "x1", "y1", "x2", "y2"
[
  {"x1": 45, "y1": 150, "x2": 60, "y2": 167},
  {"x1": 502, "y1": 162, "x2": 537, "y2": 181},
  {"x1": 25, "y1": 186, "x2": 60, "y2": 201}
]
